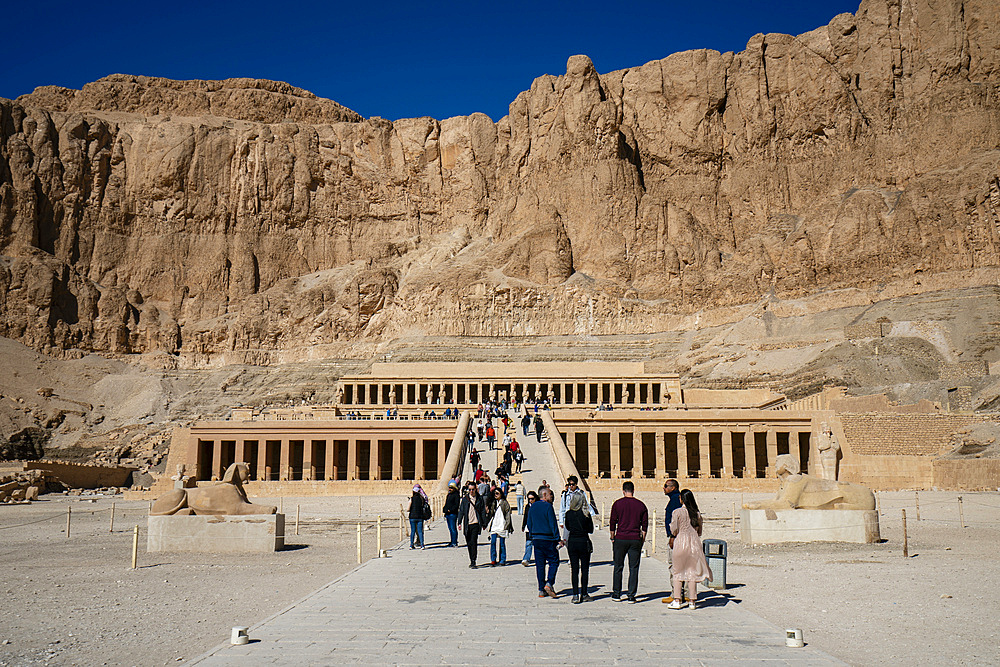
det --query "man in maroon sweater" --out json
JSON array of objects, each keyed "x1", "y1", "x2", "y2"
[{"x1": 609, "y1": 481, "x2": 648, "y2": 602}]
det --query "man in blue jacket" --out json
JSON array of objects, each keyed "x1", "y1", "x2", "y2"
[{"x1": 526, "y1": 487, "x2": 563, "y2": 598}]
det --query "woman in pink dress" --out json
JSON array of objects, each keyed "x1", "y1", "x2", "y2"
[{"x1": 666, "y1": 489, "x2": 712, "y2": 609}]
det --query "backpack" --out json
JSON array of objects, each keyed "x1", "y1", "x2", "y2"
[{"x1": 422, "y1": 498, "x2": 432, "y2": 520}]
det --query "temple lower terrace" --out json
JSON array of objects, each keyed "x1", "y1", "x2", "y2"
[{"x1": 167, "y1": 363, "x2": 999, "y2": 494}]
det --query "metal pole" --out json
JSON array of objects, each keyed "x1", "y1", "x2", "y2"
[
  {"x1": 377, "y1": 515, "x2": 382, "y2": 555},
  {"x1": 600, "y1": 502, "x2": 605, "y2": 530},
  {"x1": 958, "y1": 496, "x2": 965, "y2": 529},
  {"x1": 356, "y1": 523, "x2": 362, "y2": 564},
  {"x1": 902, "y1": 509, "x2": 908, "y2": 558},
  {"x1": 399, "y1": 510, "x2": 403, "y2": 542},
  {"x1": 914, "y1": 491, "x2": 920, "y2": 521},
  {"x1": 110, "y1": 501, "x2": 116, "y2": 533},
  {"x1": 651, "y1": 509, "x2": 656, "y2": 554},
  {"x1": 131, "y1": 525, "x2": 139, "y2": 569},
  {"x1": 876, "y1": 491, "x2": 881, "y2": 516},
  {"x1": 295, "y1": 504, "x2": 300, "y2": 536},
  {"x1": 66, "y1": 506, "x2": 71, "y2": 538},
  {"x1": 732, "y1": 502, "x2": 736, "y2": 532}
]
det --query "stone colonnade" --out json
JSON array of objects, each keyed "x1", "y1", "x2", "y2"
[
  {"x1": 558, "y1": 417, "x2": 815, "y2": 480},
  {"x1": 186, "y1": 422, "x2": 458, "y2": 483},
  {"x1": 339, "y1": 378, "x2": 678, "y2": 407}
]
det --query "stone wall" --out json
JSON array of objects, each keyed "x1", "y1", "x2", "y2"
[{"x1": 839, "y1": 414, "x2": 985, "y2": 456}]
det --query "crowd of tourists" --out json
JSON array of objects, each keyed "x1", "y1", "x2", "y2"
[{"x1": 400, "y1": 401, "x2": 715, "y2": 607}]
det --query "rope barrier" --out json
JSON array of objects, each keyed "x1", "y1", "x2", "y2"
[{"x1": 0, "y1": 512, "x2": 67, "y2": 530}]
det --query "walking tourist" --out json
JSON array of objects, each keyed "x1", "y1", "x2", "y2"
[
  {"x1": 488, "y1": 487, "x2": 513, "y2": 566},
  {"x1": 521, "y1": 413, "x2": 531, "y2": 436},
  {"x1": 408, "y1": 484, "x2": 429, "y2": 549},
  {"x1": 486, "y1": 424, "x2": 496, "y2": 449},
  {"x1": 458, "y1": 481, "x2": 486, "y2": 568},
  {"x1": 521, "y1": 491, "x2": 538, "y2": 565},
  {"x1": 559, "y1": 475, "x2": 588, "y2": 529},
  {"x1": 666, "y1": 489, "x2": 713, "y2": 610},
  {"x1": 564, "y1": 491, "x2": 594, "y2": 603},
  {"x1": 609, "y1": 481, "x2": 648, "y2": 602},
  {"x1": 515, "y1": 480, "x2": 525, "y2": 514},
  {"x1": 527, "y1": 487, "x2": 562, "y2": 598},
  {"x1": 515, "y1": 448, "x2": 524, "y2": 473},
  {"x1": 533, "y1": 414, "x2": 544, "y2": 441},
  {"x1": 443, "y1": 480, "x2": 460, "y2": 547},
  {"x1": 660, "y1": 479, "x2": 685, "y2": 603}
]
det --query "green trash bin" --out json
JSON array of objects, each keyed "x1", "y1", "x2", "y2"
[{"x1": 703, "y1": 539, "x2": 727, "y2": 590}]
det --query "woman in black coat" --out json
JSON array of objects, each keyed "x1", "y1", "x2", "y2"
[
  {"x1": 563, "y1": 493, "x2": 595, "y2": 603},
  {"x1": 457, "y1": 482, "x2": 486, "y2": 568},
  {"x1": 408, "y1": 486, "x2": 429, "y2": 549},
  {"x1": 443, "y1": 481, "x2": 461, "y2": 547}
]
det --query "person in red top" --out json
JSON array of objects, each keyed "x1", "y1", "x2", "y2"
[
  {"x1": 486, "y1": 424, "x2": 496, "y2": 450},
  {"x1": 475, "y1": 465, "x2": 485, "y2": 483},
  {"x1": 609, "y1": 481, "x2": 648, "y2": 602}
]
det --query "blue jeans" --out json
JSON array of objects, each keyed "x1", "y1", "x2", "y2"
[
  {"x1": 533, "y1": 539, "x2": 559, "y2": 592},
  {"x1": 409, "y1": 519, "x2": 424, "y2": 547},
  {"x1": 522, "y1": 538, "x2": 533, "y2": 563},
  {"x1": 445, "y1": 514, "x2": 458, "y2": 546},
  {"x1": 490, "y1": 533, "x2": 506, "y2": 564},
  {"x1": 516, "y1": 495, "x2": 524, "y2": 514}
]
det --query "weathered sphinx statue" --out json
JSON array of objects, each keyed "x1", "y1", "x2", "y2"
[
  {"x1": 151, "y1": 463, "x2": 278, "y2": 516},
  {"x1": 745, "y1": 454, "x2": 875, "y2": 511}
]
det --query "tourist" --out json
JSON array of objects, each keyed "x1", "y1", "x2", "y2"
[
  {"x1": 533, "y1": 414, "x2": 543, "y2": 441},
  {"x1": 666, "y1": 490, "x2": 713, "y2": 610},
  {"x1": 521, "y1": 491, "x2": 538, "y2": 565},
  {"x1": 515, "y1": 480, "x2": 525, "y2": 514},
  {"x1": 563, "y1": 491, "x2": 594, "y2": 603},
  {"x1": 477, "y1": 475, "x2": 489, "y2": 498},
  {"x1": 521, "y1": 413, "x2": 531, "y2": 436},
  {"x1": 408, "y1": 484, "x2": 429, "y2": 549},
  {"x1": 527, "y1": 487, "x2": 562, "y2": 598},
  {"x1": 475, "y1": 465, "x2": 484, "y2": 483},
  {"x1": 486, "y1": 424, "x2": 496, "y2": 450},
  {"x1": 558, "y1": 475, "x2": 588, "y2": 529},
  {"x1": 458, "y1": 481, "x2": 486, "y2": 568},
  {"x1": 487, "y1": 487, "x2": 513, "y2": 566},
  {"x1": 515, "y1": 448, "x2": 524, "y2": 473},
  {"x1": 443, "y1": 480, "x2": 461, "y2": 547},
  {"x1": 661, "y1": 479, "x2": 685, "y2": 604},
  {"x1": 609, "y1": 480, "x2": 648, "y2": 602}
]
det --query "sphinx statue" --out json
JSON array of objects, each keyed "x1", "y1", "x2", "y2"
[
  {"x1": 151, "y1": 463, "x2": 278, "y2": 516},
  {"x1": 745, "y1": 454, "x2": 875, "y2": 511}
]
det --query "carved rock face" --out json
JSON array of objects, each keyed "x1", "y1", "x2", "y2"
[{"x1": 2, "y1": 0, "x2": 999, "y2": 365}]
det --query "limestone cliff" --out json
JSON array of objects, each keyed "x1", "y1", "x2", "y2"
[{"x1": 1, "y1": 0, "x2": 999, "y2": 367}]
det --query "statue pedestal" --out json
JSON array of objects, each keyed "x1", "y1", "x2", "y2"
[
  {"x1": 147, "y1": 514, "x2": 285, "y2": 553},
  {"x1": 740, "y1": 509, "x2": 880, "y2": 544}
]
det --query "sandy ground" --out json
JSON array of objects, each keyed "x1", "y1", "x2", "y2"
[{"x1": 2, "y1": 490, "x2": 998, "y2": 666}]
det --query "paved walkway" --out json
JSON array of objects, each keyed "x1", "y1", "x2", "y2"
[{"x1": 190, "y1": 410, "x2": 842, "y2": 665}]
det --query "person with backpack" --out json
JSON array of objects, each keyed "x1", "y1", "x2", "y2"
[
  {"x1": 487, "y1": 486, "x2": 513, "y2": 566},
  {"x1": 443, "y1": 480, "x2": 461, "y2": 547},
  {"x1": 408, "y1": 484, "x2": 430, "y2": 549}
]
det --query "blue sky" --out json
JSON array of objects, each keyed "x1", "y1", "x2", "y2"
[{"x1": 3, "y1": 0, "x2": 860, "y2": 121}]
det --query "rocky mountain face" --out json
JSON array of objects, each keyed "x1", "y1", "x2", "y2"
[{"x1": 1, "y1": 0, "x2": 999, "y2": 369}]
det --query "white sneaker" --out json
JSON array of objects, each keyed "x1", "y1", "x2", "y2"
[
  {"x1": 666, "y1": 599, "x2": 684, "y2": 610},
  {"x1": 688, "y1": 599, "x2": 696, "y2": 610}
]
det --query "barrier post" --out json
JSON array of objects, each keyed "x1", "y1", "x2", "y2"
[
  {"x1": 914, "y1": 491, "x2": 920, "y2": 521},
  {"x1": 295, "y1": 505, "x2": 300, "y2": 536},
  {"x1": 600, "y1": 502, "x2": 605, "y2": 530},
  {"x1": 958, "y1": 496, "x2": 965, "y2": 529},
  {"x1": 399, "y1": 510, "x2": 404, "y2": 542},
  {"x1": 732, "y1": 502, "x2": 736, "y2": 532},
  {"x1": 66, "y1": 506, "x2": 71, "y2": 538},
  {"x1": 131, "y1": 525, "x2": 139, "y2": 569},
  {"x1": 651, "y1": 509, "x2": 656, "y2": 554},
  {"x1": 110, "y1": 501, "x2": 116, "y2": 533},
  {"x1": 377, "y1": 515, "x2": 382, "y2": 555},
  {"x1": 356, "y1": 523, "x2": 362, "y2": 564},
  {"x1": 902, "y1": 509, "x2": 908, "y2": 558}
]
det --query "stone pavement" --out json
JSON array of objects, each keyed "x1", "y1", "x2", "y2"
[{"x1": 189, "y1": 410, "x2": 843, "y2": 665}]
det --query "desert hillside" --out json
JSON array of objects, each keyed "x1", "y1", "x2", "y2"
[{"x1": 1, "y1": 0, "x2": 999, "y2": 465}]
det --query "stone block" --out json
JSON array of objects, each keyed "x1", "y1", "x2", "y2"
[
  {"x1": 147, "y1": 514, "x2": 285, "y2": 553},
  {"x1": 740, "y1": 509, "x2": 880, "y2": 544}
]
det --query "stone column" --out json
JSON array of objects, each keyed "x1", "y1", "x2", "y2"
[
  {"x1": 655, "y1": 431, "x2": 666, "y2": 479},
  {"x1": 255, "y1": 441, "x2": 267, "y2": 481},
  {"x1": 698, "y1": 429, "x2": 710, "y2": 478},
  {"x1": 611, "y1": 432, "x2": 622, "y2": 478},
  {"x1": 677, "y1": 432, "x2": 689, "y2": 480},
  {"x1": 208, "y1": 441, "x2": 222, "y2": 480},
  {"x1": 744, "y1": 429, "x2": 757, "y2": 479},
  {"x1": 234, "y1": 440, "x2": 246, "y2": 467},
  {"x1": 438, "y1": 438, "x2": 446, "y2": 478},
  {"x1": 722, "y1": 430, "x2": 734, "y2": 478},
  {"x1": 415, "y1": 439, "x2": 426, "y2": 480},
  {"x1": 633, "y1": 429, "x2": 643, "y2": 478},
  {"x1": 302, "y1": 438, "x2": 313, "y2": 481},
  {"x1": 588, "y1": 431, "x2": 598, "y2": 480},
  {"x1": 279, "y1": 439, "x2": 290, "y2": 481},
  {"x1": 325, "y1": 440, "x2": 336, "y2": 481},
  {"x1": 392, "y1": 438, "x2": 402, "y2": 480},
  {"x1": 347, "y1": 438, "x2": 358, "y2": 481},
  {"x1": 370, "y1": 438, "x2": 380, "y2": 480},
  {"x1": 765, "y1": 429, "x2": 778, "y2": 477}
]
